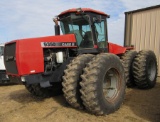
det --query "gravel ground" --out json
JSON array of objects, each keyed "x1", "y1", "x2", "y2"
[{"x1": 0, "y1": 77, "x2": 160, "y2": 122}]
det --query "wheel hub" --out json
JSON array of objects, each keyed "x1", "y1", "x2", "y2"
[{"x1": 103, "y1": 68, "x2": 121, "y2": 103}]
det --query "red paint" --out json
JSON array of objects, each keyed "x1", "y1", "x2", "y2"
[
  {"x1": 6, "y1": 34, "x2": 77, "y2": 76},
  {"x1": 108, "y1": 42, "x2": 127, "y2": 55},
  {"x1": 94, "y1": 45, "x2": 98, "y2": 48},
  {"x1": 59, "y1": 8, "x2": 108, "y2": 17}
]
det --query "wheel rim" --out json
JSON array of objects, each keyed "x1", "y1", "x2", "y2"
[
  {"x1": 103, "y1": 68, "x2": 121, "y2": 103},
  {"x1": 148, "y1": 59, "x2": 156, "y2": 81}
]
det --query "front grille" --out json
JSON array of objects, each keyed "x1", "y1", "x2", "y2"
[{"x1": 4, "y1": 42, "x2": 18, "y2": 74}]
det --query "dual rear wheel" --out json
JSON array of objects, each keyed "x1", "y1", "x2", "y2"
[
  {"x1": 121, "y1": 50, "x2": 157, "y2": 88},
  {"x1": 132, "y1": 50, "x2": 157, "y2": 88}
]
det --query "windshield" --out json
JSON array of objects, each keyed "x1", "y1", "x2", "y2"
[
  {"x1": 0, "y1": 46, "x2": 4, "y2": 55},
  {"x1": 60, "y1": 14, "x2": 93, "y2": 48}
]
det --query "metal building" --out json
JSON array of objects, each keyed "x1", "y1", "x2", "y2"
[{"x1": 124, "y1": 5, "x2": 160, "y2": 76}]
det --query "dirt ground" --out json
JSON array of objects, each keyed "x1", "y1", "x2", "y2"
[{"x1": 0, "y1": 78, "x2": 160, "y2": 122}]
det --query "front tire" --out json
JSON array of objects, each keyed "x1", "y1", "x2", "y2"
[
  {"x1": 80, "y1": 53, "x2": 126, "y2": 115},
  {"x1": 62, "y1": 54, "x2": 94, "y2": 109},
  {"x1": 132, "y1": 50, "x2": 158, "y2": 89}
]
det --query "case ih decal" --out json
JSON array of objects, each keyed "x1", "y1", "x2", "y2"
[{"x1": 41, "y1": 42, "x2": 77, "y2": 47}]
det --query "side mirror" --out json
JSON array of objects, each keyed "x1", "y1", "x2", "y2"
[{"x1": 53, "y1": 17, "x2": 60, "y2": 35}]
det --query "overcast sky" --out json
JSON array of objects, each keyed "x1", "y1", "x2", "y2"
[{"x1": 0, "y1": 0, "x2": 159, "y2": 45}]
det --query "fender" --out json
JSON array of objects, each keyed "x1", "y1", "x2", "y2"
[{"x1": 109, "y1": 42, "x2": 133, "y2": 55}]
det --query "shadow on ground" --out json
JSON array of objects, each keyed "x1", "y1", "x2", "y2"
[
  {"x1": 9, "y1": 85, "x2": 87, "y2": 115},
  {"x1": 9, "y1": 89, "x2": 47, "y2": 104},
  {"x1": 9, "y1": 86, "x2": 67, "y2": 106}
]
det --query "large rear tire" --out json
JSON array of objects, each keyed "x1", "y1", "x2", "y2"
[
  {"x1": 132, "y1": 50, "x2": 158, "y2": 89},
  {"x1": 80, "y1": 53, "x2": 126, "y2": 115},
  {"x1": 121, "y1": 50, "x2": 137, "y2": 87},
  {"x1": 62, "y1": 54, "x2": 94, "y2": 109}
]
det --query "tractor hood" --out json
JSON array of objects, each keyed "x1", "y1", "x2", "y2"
[{"x1": 4, "y1": 34, "x2": 77, "y2": 76}]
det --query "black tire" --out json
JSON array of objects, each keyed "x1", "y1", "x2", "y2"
[
  {"x1": 25, "y1": 82, "x2": 62, "y2": 98},
  {"x1": 80, "y1": 53, "x2": 126, "y2": 115},
  {"x1": 121, "y1": 50, "x2": 137, "y2": 87},
  {"x1": 132, "y1": 50, "x2": 158, "y2": 89},
  {"x1": 62, "y1": 54, "x2": 94, "y2": 109}
]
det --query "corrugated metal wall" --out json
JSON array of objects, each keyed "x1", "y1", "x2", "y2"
[{"x1": 124, "y1": 6, "x2": 160, "y2": 76}]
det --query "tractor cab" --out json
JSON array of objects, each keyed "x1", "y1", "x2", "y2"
[{"x1": 55, "y1": 8, "x2": 110, "y2": 53}]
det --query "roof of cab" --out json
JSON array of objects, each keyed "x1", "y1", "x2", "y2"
[{"x1": 58, "y1": 8, "x2": 108, "y2": 17}]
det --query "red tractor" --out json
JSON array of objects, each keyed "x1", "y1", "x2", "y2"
[{"x1": 4, "y1": 8, "x2": 157, "y2": 115}]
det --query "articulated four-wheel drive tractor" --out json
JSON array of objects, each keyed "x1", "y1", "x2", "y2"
[{"x1": 4, "y1": 8, "x2": 158, "y2": 115}]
